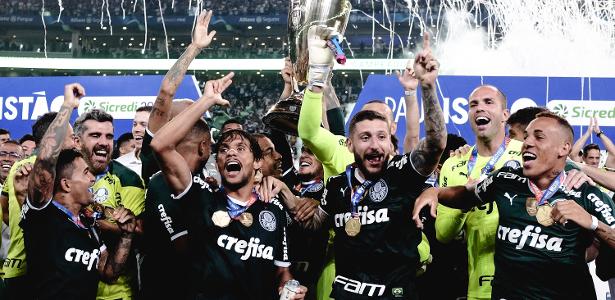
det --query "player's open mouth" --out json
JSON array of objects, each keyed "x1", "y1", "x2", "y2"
[
  {"x1": 225, "y1": 160, "x2": 242, "y2": 175},
  {"x1": 1, "y1": 164, "x2": 11, "y2": 171},
  {"x1": 522, "y1": 151, "x2": 536, "y2": 167},
  {"x1": 475, "y1": 116, "x2": 491, "y2": 128},
  {"x1": 93, "y1": 147, "x2": 109, "y2": 163},
  {"x1": 365, "y1": 152, "x2": 384, "y2": 166}
]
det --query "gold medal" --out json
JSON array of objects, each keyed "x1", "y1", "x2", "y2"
[
  {"x1": 525, "y1": 197, "x2": 538, "y2": 216},
  {"x1": 345, "y1": 217, "x2": 361, "y2": 237},
  {"x1": 212, "y1": 210, "x2": 231, "y2": 228},
  {"x1": 239, "y1": 212, "x2": 253, "y2": 227},
  {"x1": 536, "y1": 205, "x2": 554, "y2": 227}
]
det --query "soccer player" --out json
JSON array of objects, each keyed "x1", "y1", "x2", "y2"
[
  {"x1": 506, "y1": 106, "x2": 548, "y2": 141},
  {"x1": 0, "y1": 142, "x2": 23, "y2": 188},
  {"x1": 296, "y1": 26, "x2": 425, "y2": 300},
  {"x1": 115, "y1": 106, "x2": 151, "y2": 176},
  {"x1": 19, "y1": 83, "x2": 136, "y2": 299},
  {"x1": 73, "y1": 108, "x2": 145, "y2": 299},
  {"x1": 413, "y1": 112, "x2": 615, "y2": 299},
  {"x1": 434, "y1": 84, "x2": 522, "y2": 300},
  {"x1": 152, "y1": 72, "x2": 306, "y2": 299},
  {"x1": 0, "y1": 130, "x2": 10, "y2": 144},
  {"x1": 571, "y1": 118, "x2": 615, "y2": 168},
  {"x1": 0, "y1": 111, "x2": 76, "y2": 300},
  {"x1": 221, "y1": 118, "x2": 243, "y2": 133},
  {"x1": 269, "y1": 25, "x2": 446, "y2": 299},
  {"x1": 18, "y1": 135, "x2": 36, "y2": 157}
]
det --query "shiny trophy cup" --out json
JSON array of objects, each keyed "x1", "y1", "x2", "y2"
[{"x1": 262, "y1": 0, "x2": 351, "y2": 136}]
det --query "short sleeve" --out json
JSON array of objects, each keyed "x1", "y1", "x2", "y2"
[
  {"x1": 582, "y1": 187, "x2": 615, "y2": 228},
  {"x1": 474, "y1": 169, "x2": 504, "y2": 204}
]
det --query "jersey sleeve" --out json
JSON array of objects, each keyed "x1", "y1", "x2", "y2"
[
  {"x1": 298, "y1": 90, "x2": 351, "y2": 177},
  {"x1": 148, "y1": 188, "x2": 188, "y2": 242},
  {"x1": 435, "y1": 158, "x2": 468, "y2": 243},
  {"x1": 582, "y1": 187, "x2": 615, "y2": 228},
  {"x1": 318, "y1": 176, "x2": 337, "y2": 216},
  {"x1": 274, "y1": 205, "x2": 291, "y2": 268},
  {"x1": 473, "y1": 168, "x2": 507, "y2": 204}
]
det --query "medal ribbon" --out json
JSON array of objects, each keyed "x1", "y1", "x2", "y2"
[
  {"x1": 295, "y1": 179, "x2": 322, "y2": 197},
  {"x1": 94, "y1": 167, "x2": 110, "y2": 183},
  {"x1": 467, "y1": 138, "x2": 510, "y2": 178},
  {"x1": 52, "y1": 201, "x2": 86, "y2": 229},
  {"x1": 345, "y1": 165, "x2": 373, "y2": 217},
  {"x1": 528, "y1": 172, "x2": 563, "y2": 206},
  {"x1": 224, "y1": 188, "x2": 259, "y2": 219}
]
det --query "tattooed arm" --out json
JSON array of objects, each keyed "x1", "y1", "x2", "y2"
[
  {"x1": 409, "y1": 32, "x2": 446, "y2": 176},
  {"x1": 27, "y1": 83, "x2": 84, "y2": 207},
  {"x1": 98, "y1": 206, "x2": 136, "y2": 282},
  {"x1": 148, "y1": 10, "x2": 217, "y2": 134}
]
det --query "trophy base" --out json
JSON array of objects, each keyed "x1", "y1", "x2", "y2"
[{"x1": 262, "y1": 92, "x2": 304, "y2": 136}]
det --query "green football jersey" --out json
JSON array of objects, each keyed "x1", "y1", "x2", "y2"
[
  {"x1": 91, "y1": 160, "x2": 145, "y2": 299},
  {"x1": 475, "y1": 165, "x2": 615, "y2": 299},
  {"x1": 436, "y1": 139, "x2": 522, "y2": 299}
]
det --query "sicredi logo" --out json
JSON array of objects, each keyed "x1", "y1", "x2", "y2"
[
  {"x1": 547, "y1": 100, "x2": 615, "y2": 125},
  {"x1": 77, "y1": 96, "x2": 157, "y2": 119}
]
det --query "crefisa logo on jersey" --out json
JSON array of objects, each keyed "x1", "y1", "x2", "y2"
[
  {"x1": 64, "y1": 247, "x2": 101, "y2": 271},
  {"x1": 217, "y1": 235, "x2": 274, "y2": 261},
  {"x1": 259, "y1": 210, "x2": 277, "y2": 232},
  {"x1": 497, "y1": 225, "x2": 563, "y2": 252},
  {"x1": 369, "y1": 180, "x2": 388, "y2": 203},
  {"x1": 588, "y1": 193, "x2": 615, "y2": 227},
  {"x1": 334, "y1": 206, "x2": 390, "y2": 228}
]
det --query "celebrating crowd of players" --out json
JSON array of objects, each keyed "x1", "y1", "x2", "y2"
[{"x1": 0, "y1": 9, "x2": 614, "y2": 300}]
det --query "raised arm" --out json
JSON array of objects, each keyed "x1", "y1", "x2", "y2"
[
  {"x1": 149, "y1": 10, "x2": 216, "y2": 134},
  {"x1": 151, "y1": 73, "x2": 234, "y2": 196},
  {"x1": 412, "y1": 184, "x2": 481, "y2": 228},
  {"x1": 409, "y1": 32, "x2": 446, "y2": 176},
  {"x1": 593, "y1": 119, "x2": 615, "y2": 168},
  {"x1": 396, "y1": 60, "x2": 420, "y2": 152},
  {"x1": 279, "y1": 57, "x2": 294, "y2": 101},
  {"x1": 27, "y1": 83, "x2": 83, "y2": 207},
  {"x1": 570, "y1": 119, "x2": 592, "y2": 163}
]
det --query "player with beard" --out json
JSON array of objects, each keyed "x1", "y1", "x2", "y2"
[
  {"x1": 413, "y1": 112, "x2": 615, "y2": 299},
  {"x1": 253, "y1": 133, "x2": 284, "y2": 180},
  {"x1": 16, "y1": 83, "x2": 136, "y2": 299},
  {"x1": 264, "y1": 26, "x2": 446, "y2": 299},
  {"x1": 73, "y1": 108, "x2": 144, "y2": 299},
  {"x1": 0, "y1": 108, "x2": 76, "y2": 300},
  {"x1": 152, "y1": 72, "x2": 306, "y2": 299},
  {"x1": 0, "y1": 141, "x2": 23, "y2": 189}
]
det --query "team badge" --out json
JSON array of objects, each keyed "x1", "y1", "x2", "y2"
[
  {"x1": 93, "y1": 188, "x2": 109, "y2": 203},
  {"x1": 345, "y1": 217, "x2": 361, "y2": 236},
  {"x1": 392, "y1": 287, "x2": 404, "y2": 298},
  {"x1": 239, "y1": 212, "x2": 253, "y2": 227},
  {"x1": 307, "y1": 182, "x2": 324, "y2": 193},
  {"x1": 259, "y1": 210, "x2": 277, "y2": 231},
  {"x1": 536, "y1": 205, "x2": 554, "y2": 227},
  {"x1": 369, "y1": 179, "x2": 388, "y2": 203},
  {"x1": 212, "y1": 210, "x2": 231, "y2": 228},
  {"x1": 525, "y1": 197, "x2": 538, "y2": 216},
  {"x1": 503, "y1": 160, "x2": 521, "y2": 170}
]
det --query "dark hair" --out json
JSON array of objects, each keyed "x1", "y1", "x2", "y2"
[
  {"x1": 391, "y1": 134, "x2": 399, "y2": 153},
  {"x1": 535, "y1": 111, "x2": 574, "y2": 143},
  {"x1": 74, "y1": 109, "x2": 114, "y2": 137},
  {"x1": 1, "y1": 140, "x2": 22, "y2": 149},
  {"x1": 19, "y1": 134, "x2": 35, "y2": 145},
  {"x1": 222, "y1": 118, "x2": 242, "y2": 129},
  {"x1": 136, "y1": 106, "x2": 153, "y2": 113},
  {"x1": 348, "y1": 110, "x2": 388, "y2": 134},
  {"x1": 53, "y1": 149, "x2": 84, "y2": 194},
  {"x1": 507, "y1": 106, "x2": 548, "y2": 127},
  {"x1": 32, "y1": 112, "x2": 58, "y2": 145},
  {"x1": 441, "y1": 134, "x2": 468, "y2": 164},
  {"x1": 583, "y1": 143, "x2": 601, "y2": 157},
  {"x1": 116, "y1": 133, "x2": 134, "y2": 146},
  {"x1": 217, "y1": 129, "x2": 262, "y2": 160},
  {"x1": 0, "y1": 128, "x2": 9, "y2": 136}
]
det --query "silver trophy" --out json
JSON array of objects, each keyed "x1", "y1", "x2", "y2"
[{"x1": 262, "y1": 0, "x2": 351, "y2": 136}]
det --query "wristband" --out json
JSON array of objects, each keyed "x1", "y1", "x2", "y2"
[
  {"x1": 590, "y1": 215, "x2": 599, "y2": 231},
  {"x1": 597, "y1": 131, "x2": 604, "y2": 138},
  {"x1": 404, "y1": 90, "x2": 417, "y2": 96},
  {"x1": 307, "y1": 64, "x2": 332, "y2": 89}
]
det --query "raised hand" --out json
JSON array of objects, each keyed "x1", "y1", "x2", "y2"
[
  {"x1": 396, "y1": 60, "x2": 418, "y2": 91},
  {"x1": 281, "y1": 57, "x2": 293, "y2": 85},
  {"x1": 63, "y1": 83, "x2": 85, "y2": 108},
  {"x1": 202, "y1": 72, "x2": 234, "y2": 107},
  {"x1": 14, "y1": 163, "x2": 33, "y2": 204},
  {"x1": 307, "y1": 25, "x2": 339, "y2": 66},
  {"x1": 193, "y1": 10, "x2": 216, "y2": 49},
  {"x1": 593, "y1": 117, "x2": 601, "y2": 134},
  {"x1": 413, "y1": 32, "x2": 439, "y2": 88}
]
